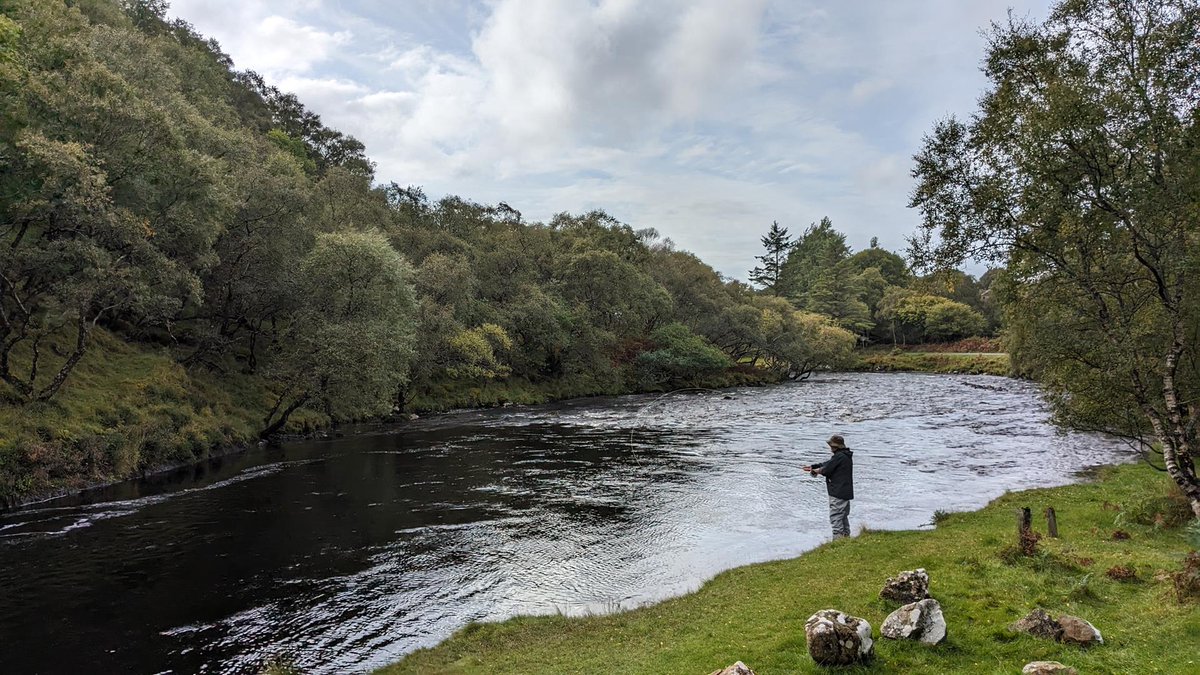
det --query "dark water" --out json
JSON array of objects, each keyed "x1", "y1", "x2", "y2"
[{"x1": 0, "y1": 373, "x2": 1132, "y2": 674}]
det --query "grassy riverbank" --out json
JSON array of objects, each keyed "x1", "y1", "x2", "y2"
[
  {"x1": 381, "y1": 464, "x2": 1198, "y2": 674},
  {"x1": 0, "y1": 330, "x2": 317, "y2": 506},
  {"x1": 850, "y1": 348, "x2": 1011, "y2": 376}
]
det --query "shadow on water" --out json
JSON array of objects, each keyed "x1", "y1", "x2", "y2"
[{"x1": 0, "y1": 373, "x2": 1134, "y2": 674}]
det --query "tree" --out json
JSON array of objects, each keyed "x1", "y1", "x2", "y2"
[
  {"x1": 259, "y1": 231, "x2": 415, "y2": 437},
  {"x1": 805, "y1": 261, "x2": 873, "y2": 334},
  {"x1": 780, "y1": 216, "x2": 848, "y2": 306},
  {"x1": 846, "y1": 246, "x2": 910, "y2": 287},
  {"x1": 749, "y1": 221, "x2": 792, "y2": 295},
  {"x1": 909, "y1": 0, "x2": 1200, "y2": 514},
  {"x1": 746, "y1": 296, "x2": 855, "y2": 377},
  {"x1": 0, "y1": 132, "x2": 190, "y2": 401},
  {"x1": 875, "y1": 289, "x2": 984, "y2": 345}
]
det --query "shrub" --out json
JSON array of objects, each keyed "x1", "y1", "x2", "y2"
[
  {"x1": 635, "y1": 323, "x2": 731, "y2": 386},
  {"x1": 1117, "y1": 485, "x2": 1194, "y2": 529}
]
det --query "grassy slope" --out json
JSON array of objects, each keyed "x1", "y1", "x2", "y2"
[
  {"x1": 381, "y1": 464, "x2": 1198, "y2": 674},
  {"x1": 0, "y1": 334, "x2": 778, "y2": 504},
  {"x1": 851, "y1": 349, "x2": 1011, "y2": 376},
  {"x1": 0, "y1": 330, "x2": 326, "y2": 504}
]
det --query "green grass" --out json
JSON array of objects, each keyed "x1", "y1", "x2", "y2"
[
  {"x1": 380, "y1": 464, "x2": 1198, "y2": 674},
  {"x1": 851, "y1": 350, "x2": 1011, "y2": 376},
  {"x1": 0, "y1": 329, "x2": 325, "y2": 505}
]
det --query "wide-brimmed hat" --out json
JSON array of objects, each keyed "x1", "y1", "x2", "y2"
[{"x1": 827, "y1": 435, "x2": 847, "y2": 449}]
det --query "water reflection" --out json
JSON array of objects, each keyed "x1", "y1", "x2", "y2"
[{"x1": 0, "y1": 373, "x2": 1132, "y2": 674}]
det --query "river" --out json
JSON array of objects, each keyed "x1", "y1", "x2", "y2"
[{"x1": 0, "y1": 373, "x2": 1133, "y2": 674}]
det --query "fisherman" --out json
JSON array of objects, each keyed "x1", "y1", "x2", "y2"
[{"x1": 802, "y1": 435, "x2": 854, "y2": 539}]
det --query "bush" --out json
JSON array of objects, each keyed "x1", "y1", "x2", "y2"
[
  {"x1": 1117, "y1": 485, "x2": 1194, "y2": 529},
  {"x1": 635, "y1": 323, "x2": 731, "y2": 386}
]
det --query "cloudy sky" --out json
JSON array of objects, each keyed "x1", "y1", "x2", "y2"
[{"x1": 169, "y1": 0, "x2": 1050, "y2": 280}]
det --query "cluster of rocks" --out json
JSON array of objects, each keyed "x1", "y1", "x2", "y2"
[
  {"x1": 799, "y1": 568, "x2": 946, "y2": 667},
  {"x1": 708, "y1": 568, "x2": 1100, "y2": 672},
  {"x1": 708, "y1": 567, "x2": 1106, "y2": 673}
]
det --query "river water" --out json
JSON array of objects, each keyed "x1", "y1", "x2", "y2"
[{"x1": 0, "y1": 373, "x2": 1132, "y2": 674}]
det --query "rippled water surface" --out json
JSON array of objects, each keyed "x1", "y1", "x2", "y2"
[{"x1": 0, "y1": 373, "x2": 1132, "y2": 673}]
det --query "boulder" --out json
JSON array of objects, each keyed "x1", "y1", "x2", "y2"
[
  {"x1": 804, "y1": 609, "x2": 874, "y2": 666},
  {"x1": 1022, "y1": 662, "x2": 1078, "y2": 675},
  {"x1": 880, "y1": 568, "x2": 930, "y2": 603},
  {"x1": 708, "y1": 661, "x2": 755, "y2": 675},
  {"x1": 880, "y1": 598, "x2": 947, "y2": 644},
  {"x1": 1057, "y1": 615, "x2": 1103, "y2": 647},
  {"x1": 1012, "y1": 609, "x2": 1063, "y2": 641}
]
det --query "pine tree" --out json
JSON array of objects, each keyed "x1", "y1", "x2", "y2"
[{"x1": 748, "y1": 221, "x2": 792, "y2": 295}]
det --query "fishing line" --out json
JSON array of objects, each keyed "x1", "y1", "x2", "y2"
[{"x1": 625, "y1": 387, "x2": 722, "y2": 451}]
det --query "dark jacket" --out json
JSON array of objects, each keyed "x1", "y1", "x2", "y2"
[{"x1": 812, "y1": 449, "x2": 853, "y2": 500}]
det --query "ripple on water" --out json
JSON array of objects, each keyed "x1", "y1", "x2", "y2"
[{"x1": 0, "y1": 373, "x2": 1134, "y2": 674}]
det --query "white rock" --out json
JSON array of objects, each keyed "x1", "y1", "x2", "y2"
[
  {"x1": 880, "y1": 568, "x2": 930, "y2": 603},
  {"x1": 804, "y1": 609, "x2": 874, "y2": 666},
  {"x1": 1057, "y1": 614, "x2": 1103, "y2": 647},
  {"x1": 881, "y1": 598, "x2": 947, "y2": 644},
  {"x1": 708, "y1": 661, "x2": 755, "y2": 675},
  {"x1": 1023, "y1": 661, "x2": 1078, "y2": 675}
]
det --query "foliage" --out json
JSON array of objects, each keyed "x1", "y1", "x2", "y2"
[
  {"x1": 635, "y1": 323, "x2": 731, "y2": 387},
  {"x1": 875, "y1": 288, "x2": 985, "y2": 344},
  {"x1": 752, "y1": 215, "x2": 994, "y2": 344},
  {"x1": 846, "y1": 244, "x2": 910, "y2": 287},
  {"x1": 258, "y1": 231, "x2": 415, "y2": 435},
  {"x1": 445, "y1": 324, "x2": 513, "y2": 380},
  {"x1": 909, "y1": 0, "x2": 1200, "y2": 515}
]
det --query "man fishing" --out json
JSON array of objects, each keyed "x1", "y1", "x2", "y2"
[{"x1": 802, "y1": 435, "x2": 854, "y2": 539}]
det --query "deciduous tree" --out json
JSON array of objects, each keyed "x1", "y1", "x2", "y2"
[{"x1": 910, "y1": 0, "x2": 1200, "y2": 514}]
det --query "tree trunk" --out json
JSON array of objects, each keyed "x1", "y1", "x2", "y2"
[
  {"x1": 35, "y1": 314, "x2": 91, "y2": 402},
  {"x1": 1159, "y1": 344, "x2": 1200, "y2": 517},
  {"x1": 260, "y1": 391, "x2": 309, "y2": 439}
]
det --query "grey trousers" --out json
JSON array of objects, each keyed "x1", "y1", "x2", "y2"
[{"x1": 829, "y1": 496, "x2": 851, "y2": 539}]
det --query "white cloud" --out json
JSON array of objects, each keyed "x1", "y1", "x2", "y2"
[
  {"x1": 171, "y1": 1, "x2": 349, "y2": 78},
  {"x1": 167, "y1": 0, "x2": 1052, "y2": 278}
]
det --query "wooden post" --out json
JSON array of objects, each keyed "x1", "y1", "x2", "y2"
[
  {"x1": 1017, "y1": 507, "x2": 1032, "y2": 535},
  {"x1": 1045, "y1": 507, "x2": 1058, "y2": 538}
]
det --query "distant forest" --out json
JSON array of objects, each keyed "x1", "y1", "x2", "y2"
[{"x1": 0, "y1": 0, "x2": 1007, "y2": 502}]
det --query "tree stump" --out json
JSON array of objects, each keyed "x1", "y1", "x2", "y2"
[
  {"x1": 1017, "y1": 507, "x2": 1039, "y2": 555},
  {"x1": 1017, "y1": 507, "x2": 1032, "y2": 535}
]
